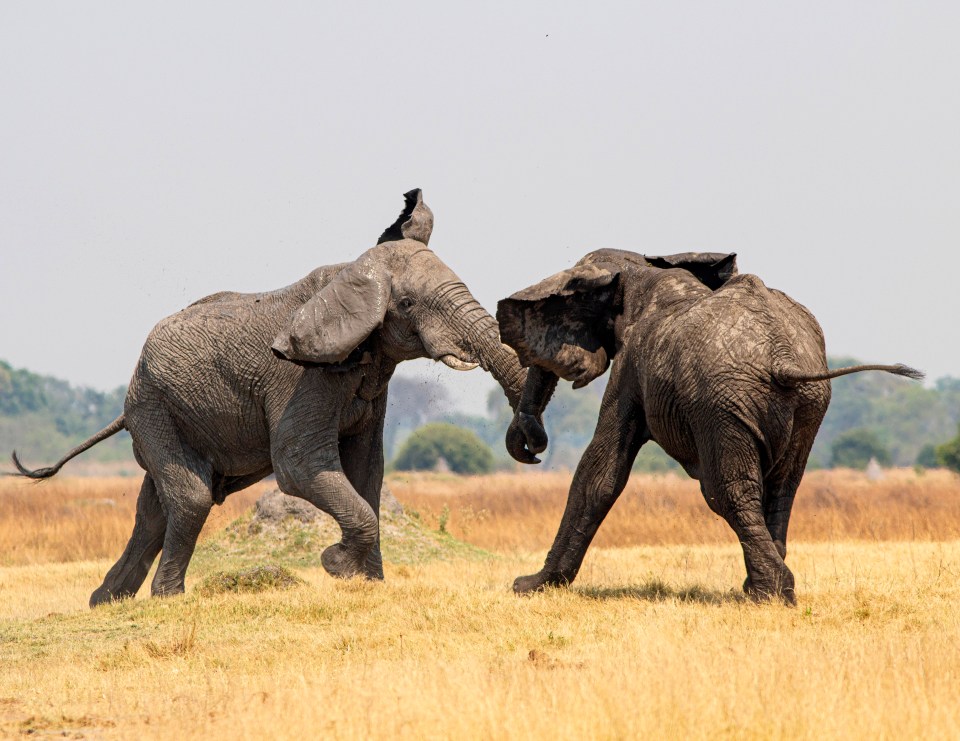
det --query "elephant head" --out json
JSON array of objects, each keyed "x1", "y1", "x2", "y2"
[
  {"x1": 271, "y1": 189, "x2": 527, "y2": 413},
  {"x1": 496, "y1": 250, "x2": 738, "y2": 461}
]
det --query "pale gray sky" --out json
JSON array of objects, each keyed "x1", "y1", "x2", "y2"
[{"x1": 2, "y1": 3, "x2": 958, "y2": 415}]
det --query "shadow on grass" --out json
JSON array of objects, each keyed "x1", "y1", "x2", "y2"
[{"x1": 574, "y1": 578, "x2": 746, "y2": 605}]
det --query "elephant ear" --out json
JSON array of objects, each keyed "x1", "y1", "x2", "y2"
[
  {"x1": 271, "y1": 258, "x2": 390, "y2": 366},
  {"x1": 377, "y1": 188, "x2": 434, "y2": 246},
  {"x1": 644, "y1": 252, "x2": 737, "y2": 290},
  {"x1": 497, "y1": 264, "x2": 620, "y2": 389}
]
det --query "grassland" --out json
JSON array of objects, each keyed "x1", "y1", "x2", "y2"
[{"x1": 1, "y1": 470, "x2": 959, "y2": 739}]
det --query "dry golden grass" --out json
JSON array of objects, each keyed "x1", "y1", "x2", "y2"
[
  {"x1": 1, "y1": 470, "x2": 959, "y2": 739},
  {"x1": 0, "y1": 476, "x2": 270, "y2": 566},
  {"x1": 0, "y1": 542, "x2": 958, "y2": 739},
  {"x1": 2, "y1": 468, "x2": 959, "y2": 566},
  {"x1": 391, "y1": 468, "x2": 960, "y2": 551}
]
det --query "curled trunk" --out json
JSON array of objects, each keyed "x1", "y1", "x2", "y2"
[{"x1": 506, "y1": 365, "x2": 557, "y2": 464}]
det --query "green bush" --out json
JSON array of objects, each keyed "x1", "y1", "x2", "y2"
[
  {"x1": 393, "y1": 423, "x2": 495, "y2": 475},
  {"x1": 915, "y1": 443, "x2": 940, "y2": 469},
  {"x1": 936, "y1": 426, "x2": 960, "y2": 474},
  {"x1": 829, "y1": 428, "x2": 891, "y2": 470}
]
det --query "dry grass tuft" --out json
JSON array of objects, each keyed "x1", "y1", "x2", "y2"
[{"x1": 196, "y1": 564, "x2": 304, "y2": 597}]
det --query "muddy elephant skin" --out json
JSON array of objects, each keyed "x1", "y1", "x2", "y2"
[{"x1": 498, "y1": 249, "x2": 921, "y2": 604}]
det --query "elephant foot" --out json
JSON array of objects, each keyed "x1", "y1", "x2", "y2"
[
  {"x1": 89, "y1": 585, "x2": 130, "y2": 608},
  {"x1": 321, "y1": 542, "x2": 368, "y2": 579},
  {"x1": 743, "y1": 569, "x2": 796, "y2": 607},
  {"x1": 363, "y1": 548, "x2": 385, "y2": 581},
  {"x1": 513, "y1": 571, "x2": 565, "y2": 595},
  {"x1": 151, "y1": 580, "x2": 186, "y2": 599}
]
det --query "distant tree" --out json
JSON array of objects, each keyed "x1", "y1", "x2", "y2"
[
  {"x1": 936, "y1": 426, "x2": 960, "y2": 474},
  {"x1": 915, "y1": 443, "x2": 940, "y2": 469},
  {"x1": 0, "y1": 359, "x2": 132, "y2": 465},
  {"x1": 383, "y1": 376, "x2": 452, "y2": 460},
  {"x1": 392, "y1": 423, "x2": 494, "y2": 475},
  {"x1": 0, "y1": 360, "x2": 47, "y2": 415},
  {"x1": 830, "y1": 428, "x2": 891, "y2": 470},
  {"x1": 812, "y1": 357, "x2": 959, "y2": 467}
]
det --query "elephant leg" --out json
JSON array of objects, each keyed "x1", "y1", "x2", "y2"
[
  {"x1": 90, "y1": 475, "x2": 166, "y2": 607},
  {"x1": 149, "y1": 451, "x2": 215, "y2": 598},
  {"x1": 339, "y1": 396, "x2": 387, "y2": 580},
  {"x1": 277, "y1": 468, "x2": 378, "y2": 579},
  {"x1": 272, "y1": 428, "x2": 378, "y2": 580},
  {"x1": 762, "y1": 416, "x2": 819, "y2": 562},
  {"x1": 124, "y1": 411, "x2": 215, "y2": 598},
  {"x1": 700, "y1": 434, "x2": 795, "y2": 605},
  {"x1": 514, "y1": 380, "x2": 647, "y2": 594},
  {"x1": 762, "y1": 456, "x2": 807, "y2": 563}
]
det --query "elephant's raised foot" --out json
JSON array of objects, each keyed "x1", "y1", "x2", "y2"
[
  {"x1": 321, "y1": 542, "x2": 369, "y2": 579},
  {"x1": 513, "y1": 571, "x2": 565, "y2": 595}
]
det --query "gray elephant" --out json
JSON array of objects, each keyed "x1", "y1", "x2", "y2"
[
  {"x1": 13, "y1": 190, "x2": 528, "y2": 606},
  {"x1": 497, "y1": 249, "x2": 922, "y2": 604}
]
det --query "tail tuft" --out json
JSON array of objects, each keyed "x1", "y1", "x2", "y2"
[
  {"x1": 9, "y1": 451, "x2": 59, "y2": 479},
  {"x1": 889, "y1": 364, "x2": 925, "y2": 381}
]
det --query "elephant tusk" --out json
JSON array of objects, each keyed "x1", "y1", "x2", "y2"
[{"x1": 439, "y1": 354, "x2": 480, "y2": 372}]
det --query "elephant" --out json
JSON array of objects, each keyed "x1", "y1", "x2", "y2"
[
  {"x1": 497, "y1": 248, "x2": 922, "y2": 604},
  {"x1": 13, "y1": 189, "x2": 530, "y2": 607}
]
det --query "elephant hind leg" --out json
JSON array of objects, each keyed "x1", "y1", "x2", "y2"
[
  {"x1": 126, "y1": 417, "x2": 214, "y2": 599},
  {"x1": 149, "y1": 465, "x2": 214, "y2": 598},
  {"x1": 700, "y1": 436, "x2": 795, "y2": 605},
  {"x1": 762, "y1": 413, "x2": 821, "y2": 562},
  {"x1": 90, "y1": 475, "x2": 166, "y2": 607}
]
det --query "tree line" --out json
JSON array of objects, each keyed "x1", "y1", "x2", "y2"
[{"x1": 3, "y1": 357, "x2": 960, "y2": 475}]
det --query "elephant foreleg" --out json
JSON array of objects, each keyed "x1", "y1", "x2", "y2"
[
  {"x1": 514, "y1": 378, "x2": 647, "y2": 594},
  {"x1": 339, "y1": 395, "x2": 388, "y2": 579}
]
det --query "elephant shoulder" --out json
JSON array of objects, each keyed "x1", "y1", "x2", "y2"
[
  {"x1": 719, "y1": 273, "x2": 767, "y2": 293},
  {"x1": 186, "y1": 290, "x2": 243, "y2": 308}
]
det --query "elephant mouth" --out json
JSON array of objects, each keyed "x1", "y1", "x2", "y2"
[{"x1": 439, "y1": 354, "x2": 480, "y2": 372}]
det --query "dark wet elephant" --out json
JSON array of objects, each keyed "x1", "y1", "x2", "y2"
[
  {"x1": 497, "y1": 249, "x2": 922, "y2": 604},
  {"x1": 14, "y1": 190, "x2": 529, "y2": 606}
]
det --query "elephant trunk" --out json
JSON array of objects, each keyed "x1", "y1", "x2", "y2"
[
  {"x1": 438, "y1": 286, "x2": 526, "y2": 413},
  {"x1": 506, "y1": 365, "x2": 557, "y2": 463}
]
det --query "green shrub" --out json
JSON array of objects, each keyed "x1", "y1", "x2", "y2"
[
  {"x1": 829, "y1": 428, "x2": 891, "y2": 470},
  {"x1": 936, "y1": 425, "x2": 960, "y2": 474},
  {"x1": 915, "y1": 443, "x2": 940, "y2": 469},
  {"x1": 393, "y1": 423, "x2": 494, "y2": 475}
]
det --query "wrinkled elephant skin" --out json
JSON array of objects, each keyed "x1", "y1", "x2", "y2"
[
  {"x1": 13, "y1": 190, "x2": 527, "y2": 606},
  {"x1": 497, "y1": 248, "x2": 921, "y2": 605}
]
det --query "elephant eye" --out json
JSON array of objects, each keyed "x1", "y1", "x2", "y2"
[{"x1": 397, "y1": 297, "x2": 415, "y2": 312}]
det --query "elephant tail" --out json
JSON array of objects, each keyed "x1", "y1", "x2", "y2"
[
  {"x1": 773, "y1": 363, "x2": 924, "y2": 387},
  {"x1": 10, "y1": 415, "x2": 127, "y2": 479}
]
